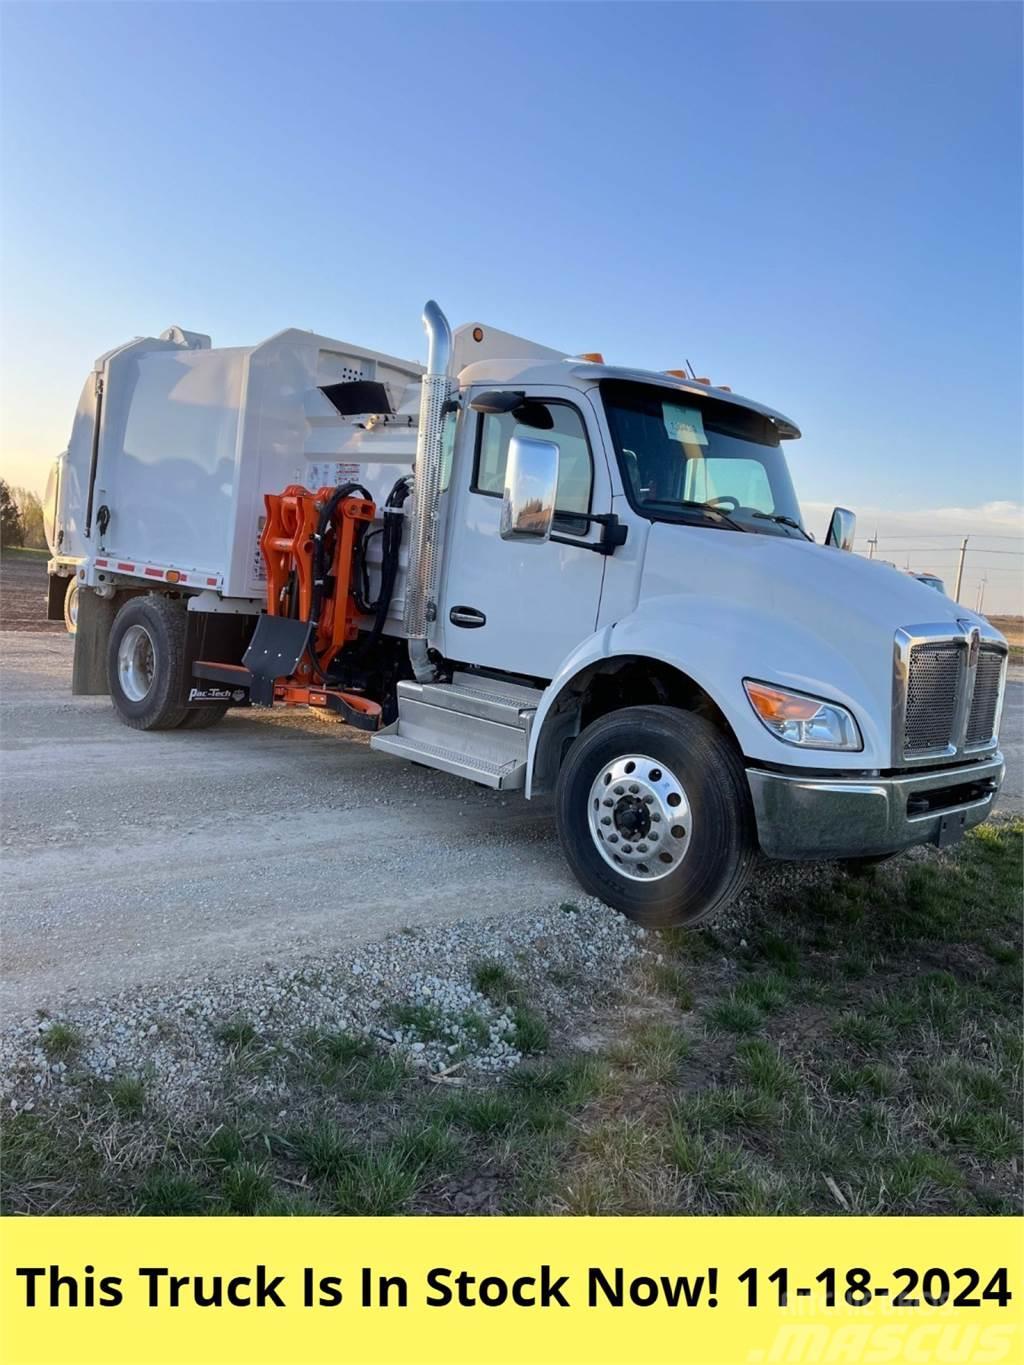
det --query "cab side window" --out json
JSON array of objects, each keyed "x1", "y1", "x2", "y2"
[{"x1": 473, "y1": 401, "x2": 593, "y2": 533}]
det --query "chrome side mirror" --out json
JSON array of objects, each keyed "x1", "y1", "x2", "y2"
[
  {"x1": 825, "y1": 506, "x2": 856, "y2": 552},
  {"x1": 500, "y1": 436, "x2": 559, "y2": 543}
]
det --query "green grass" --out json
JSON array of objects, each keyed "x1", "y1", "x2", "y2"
[
  {"x1": 610, "y1": 1019, "x2": 690, "y2": 1083},
  {"x1": 40, "y1": 1022, "x2": 82, "y2": 1059},
  {"x1": 389, "y1": 1001, "x2": 447, "y2": 1040},
  {"x1": 214, "y1": 1017, "x2": 258, "y2": 1049},
  {"x1": 649, "y1": 961, "x2": 695, "y2": 1010},
  {"x1": 220, "y1": 1160, "x2": 273, "y2": 1214},
  {"x1": 734, "y1": 1040, "x2": 801, "y2": 1098},
  {"x1": 511, "y1": 1005, "x2": 549, "y2": 1055},
  {"x1": 331, "y1": 1146, "x2": 423, "y2": 1215},
  {"x1": 107, "y1": 1075, "x2": 145, "y2": 1116},
  {"x1": 472, "y1": 959, "x2": 522, "y2": 1004},
  {"x1": 705, "y1": 995, "x2": 764, "y2": 1035},
  {"x1": 136, "y1": 1171, "x2": 207, "y2": 1215},
  {"x1": 734, "y1": 973, "x2": 791, "y2": 1014}
]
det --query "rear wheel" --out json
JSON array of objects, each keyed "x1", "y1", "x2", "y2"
[
  {"x1": 555, "y1": 705, "x2": 755, "y2": 928},
  {"x1": 63, "y1": 578, "x2": 79, "y2": 635},
  {"x1": 106, "y1": 595, "x2": 190, "y2": 730}
]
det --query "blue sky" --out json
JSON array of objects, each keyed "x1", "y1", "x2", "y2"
[{"x1": 1, "y1": 1, "x2": 1021, "y2": 605}]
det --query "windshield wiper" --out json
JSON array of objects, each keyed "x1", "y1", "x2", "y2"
[
  {"x1": 750, "y1": 511, "x2": 812, "y2": 540},
  {"x1": 654, "y1": 500, "x2": 748, "y2": 533}
]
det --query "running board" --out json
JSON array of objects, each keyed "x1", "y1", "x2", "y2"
[{"x1": 370, "y1": 673, "x2": 542, "y2": 790}]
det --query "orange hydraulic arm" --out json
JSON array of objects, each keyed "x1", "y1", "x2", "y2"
[{"x1": 260, "y1": 483, "x2": 376, "y2": 680}]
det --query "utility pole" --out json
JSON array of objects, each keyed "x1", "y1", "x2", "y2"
[
  {"x1": 867, "y1": 530, "x2": 878, "y2": 560},
  {"x1": 975, "y1": 575, "x2": 987, "y2": 615},
  {"x1": 954, "y1": 536, "x2": 969, "y2": 602}
]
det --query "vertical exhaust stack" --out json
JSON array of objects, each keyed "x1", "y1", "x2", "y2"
[{"x1": 404, "y1": 300, "x2": 453, "y2": 682}]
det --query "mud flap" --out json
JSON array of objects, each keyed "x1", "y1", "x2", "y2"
[{"x1": 243, "y1": 615, "x2": 313, "y2": 705}]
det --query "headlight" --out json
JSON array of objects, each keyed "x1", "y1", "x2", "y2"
[{"x1": 743, "y1": 680, "x2": 862, "y2": 751}]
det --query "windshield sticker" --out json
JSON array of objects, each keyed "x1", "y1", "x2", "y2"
[{"x1": 663, "y1": 404, "x2": 708, "y2": 446}]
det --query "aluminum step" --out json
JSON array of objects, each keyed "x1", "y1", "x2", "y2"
[
  {"x1": 398, "y1": 671, "x2": 542, "y2": 729},
  {"x1": 369, "y1": 673, "x2": 543, "y2": 790},
  {"x1": 369, "y1": 733, "x2": 527, "y2": 789}
]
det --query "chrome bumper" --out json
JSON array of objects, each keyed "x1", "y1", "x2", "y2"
[{"x1": 748, "y1": 752, "x2": 1004, "y2": 861}]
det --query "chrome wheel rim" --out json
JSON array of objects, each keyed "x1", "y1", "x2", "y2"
[
  {"x1": 67, "y1": 583, "x2": 78, "y2": 628},
  {"x1": 587, "y1": 754, "x2": 693, "y2": 882},
  {"x1": 117, "y1": 624, "x2": 155, "y2": 702}
]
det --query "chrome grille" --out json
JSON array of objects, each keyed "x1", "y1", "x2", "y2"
[
  {"x1": 904, "y1": 643, "x2": 963, "y2": 754},
  {"x1": 966, "y1": 647, "x2": 1005, "y2": 747}
]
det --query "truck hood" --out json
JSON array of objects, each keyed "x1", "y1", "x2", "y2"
[
  {"x1": 618, "y1": 523, "x2": 1004, "y2": 770},
  {"x1": 640, "y1": 523, "x2": 992, "y2": 639}
]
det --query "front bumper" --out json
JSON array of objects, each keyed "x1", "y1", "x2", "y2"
[{"x1": 748, "y1": 752, "x2": 1004, "y2": 861}]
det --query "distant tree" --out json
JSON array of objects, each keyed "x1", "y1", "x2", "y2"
[
  {"x1": 0, "y1": 479, "x2": 24, "y2": 548},
  {"x1": 12, "y1": 486, "x2": 46, "y2": 549}
]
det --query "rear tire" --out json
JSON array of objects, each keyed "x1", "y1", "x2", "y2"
[
  {"x1": 63, "y1": 578, "x2": 79, "y2": 635},
  {"x1": 555, "y1": 705, "x2": 755, "y2": 928},
  {"x1": 106, "y1": 595, "x2": 190, "y2": 730}
]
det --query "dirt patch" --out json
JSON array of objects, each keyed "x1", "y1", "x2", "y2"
[{"x1": 0, "y1": 551, "x2": 62, "y2": 633}]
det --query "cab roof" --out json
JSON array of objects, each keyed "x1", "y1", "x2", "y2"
[{"x1": 456, "y1": 356, "x2": 801, "y2": 440}]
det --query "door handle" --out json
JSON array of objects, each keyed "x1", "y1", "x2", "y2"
[{"x1": 449, "y1": 605, "x2": 486, "y2": 629}]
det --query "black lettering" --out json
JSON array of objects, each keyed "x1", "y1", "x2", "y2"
[
  {"x1": 630, "y1": 1276, "x2": 659, "y2": 1307},
  {"x1": 138, "y1": 1268, "x2": 168, "y2": 1308},
  {"x1": 305, "y1": 1268, "x2": 342, "y2": 1307},
  {"x1": 588, "y1": 1267, "x2": 623, "y2": 1307},
  {"x1": 680, "y1": 1274, "x2": 708, "y2": 1308},
  {"x1": 425, "y1": 1268, "x2": 453, "y2": 1307},
  {"x1": 15, "y1": 1269, "x2": 45, "y2": 1308},
  {"x1": 99, "y1": 1277, "x2": 123, "y2": 1307},
  {"x1": 539, "y1": 1266, "x2": 570, "y2": 1307},
  {"x1": 478, "y1": 1277, "x2": 508, "y2": 1307}
]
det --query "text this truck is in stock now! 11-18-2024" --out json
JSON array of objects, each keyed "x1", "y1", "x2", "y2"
[{"x1": 43, "y1": 302, "x2": 1008, "y2": 926}]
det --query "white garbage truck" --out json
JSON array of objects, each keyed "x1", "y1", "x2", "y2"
[{"x1": 45, "y1": 302, "x2": 1008, "y2": 926}]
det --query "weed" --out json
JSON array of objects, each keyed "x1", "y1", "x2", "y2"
[
  {"x1": 511, "y1": 1006, "x2": 549, "y2": 1055},
  {"x1": 137, "y1": 1170, "x2": 206, "y2": 1215},
  {"x1": 611, "y1": 1020, "x2": 690, "y2": 1082},
  {"x1": 214, "y1": 1017, "x2": 257, "y2": 1049},
  {"x1": 41, "y1": 1023, "x2": 81, "y2": 1059},
  {"x1": 472, "y1": 959, "x2": 521, "y2": 1004},
  {"x1": 706, "y1": 996, "x2": 764, "y2": 1035},
  {"x1": 650, "y1": 961, "x2": 695, "y2": 1010},
  {"x1": 735, "y1": 973, "x2": 790, "y2": 1014},
  {"x1": 829, "y1": 1061, "x2": 899, "y2": 1099},
  {"x1": 220, "y1": 1160, "x2": 272, "y2": 1214},
  {"x1": 332, "y1": 1146, "x2": 422, "y2": 1215},
  {"x1": 735, "y1": 1040, "x2": 801, "y2": 1098}
]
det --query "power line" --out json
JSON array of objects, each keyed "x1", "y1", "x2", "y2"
[{"x1": 858, "y1": 545, "x2": 1022, "y2": 555}]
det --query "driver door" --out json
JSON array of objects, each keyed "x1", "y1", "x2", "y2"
[{"x1": 438, "y1": 387, "x2": 609, "y2": 680}]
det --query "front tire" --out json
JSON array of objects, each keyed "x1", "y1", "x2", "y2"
[
  {"x1": 106, "y1": 595, "x2": 190, "y2": 730},
  {"x1": 555, "y1": 705, "x2": 755, "y2": 928}
]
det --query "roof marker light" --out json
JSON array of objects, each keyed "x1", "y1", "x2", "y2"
[{"x1": 578, "y1": 352, "x2": 604, "y2": 363}]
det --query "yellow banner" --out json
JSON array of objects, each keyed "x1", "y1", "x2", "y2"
[{"x1": 1, "y1": 1216, "x2": 1020, "y2": 1365}]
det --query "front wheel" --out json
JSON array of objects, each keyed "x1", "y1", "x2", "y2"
[{"x1": 555, "y1": 705, "x2": 755, "y2": 928}]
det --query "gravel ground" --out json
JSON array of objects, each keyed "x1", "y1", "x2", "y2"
[{"x1": 0, "y1": 900, "x2": 648, "y2": 1114}]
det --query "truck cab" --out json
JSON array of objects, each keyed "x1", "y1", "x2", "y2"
[{"x1": 54, "y1": 302, "x2": 1008, "y2": 928}]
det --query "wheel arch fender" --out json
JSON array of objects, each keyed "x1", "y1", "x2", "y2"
[{"x1": 525, "y1": 618, "x2": 746, "y2": 798}]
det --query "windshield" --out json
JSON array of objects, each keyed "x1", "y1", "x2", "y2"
[{"x1": 600, "y1": 380, "x2": 805, "y2": 536}]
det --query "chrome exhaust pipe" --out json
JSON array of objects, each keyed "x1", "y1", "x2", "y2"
[{"x1": 405, "y1": 300, "x2": 453, "y2": 682}]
